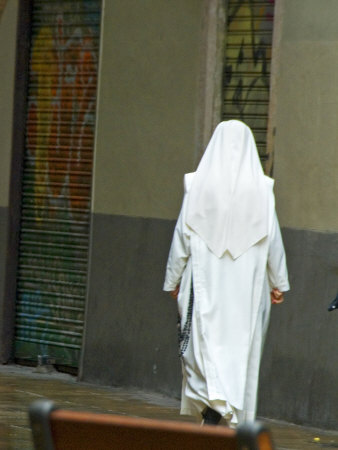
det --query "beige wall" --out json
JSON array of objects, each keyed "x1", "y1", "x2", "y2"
[
  {"x1": 273, "y1": 0, "x2": 338, "y2": 232},
  {"x1": 92, "y1": 0, "x2": 206, "y2": 219},
  {"x1": 92, "y1": 0, "x2": 338, "y2": 229},
  {"x1": 0, "y1": 0, "x2": 18, "y2": 207},
  {"x1": 0, "y1": 1, "x2": 8, "y2": 20}
]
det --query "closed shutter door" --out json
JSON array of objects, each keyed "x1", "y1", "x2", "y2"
[
  {"x1": 14, "y1": 0, "x2": 101, "y2": 368},
  {"x1": 223, "y1": 0, "x2": 274, "y2": 168}
]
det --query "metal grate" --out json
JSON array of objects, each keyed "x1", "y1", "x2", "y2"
[
  {"x1": 222, "y1": 0, "x2": 275, "y2": 167},
  {"x1": 14, "y1": 0, "x2": 101, "y2": 368}
]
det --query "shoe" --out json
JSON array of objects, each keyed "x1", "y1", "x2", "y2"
[{"x1": 201, "y1": 407, "x2": 222, "y2": 425}]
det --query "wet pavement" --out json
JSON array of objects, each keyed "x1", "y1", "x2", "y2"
[{"x1": 1, "y1": 364, "x2": 338, "y2": 449}]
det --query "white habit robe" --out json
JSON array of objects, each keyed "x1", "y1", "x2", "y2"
[{"x1": 163, "y1": 172, "x2": 289, "y2": 427}]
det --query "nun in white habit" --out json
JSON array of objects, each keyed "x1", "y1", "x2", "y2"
[{"x1": 163, "y1": 120, "x2": 289, "y2": 427}]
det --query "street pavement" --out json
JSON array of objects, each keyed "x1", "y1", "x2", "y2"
[{"x1": 1, "y1": 364, "x2": 338, "y2": 449}]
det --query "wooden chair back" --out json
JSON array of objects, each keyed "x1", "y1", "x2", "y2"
[{"x1": 29, "y1": 399, "x2": 274, "y2": 450}]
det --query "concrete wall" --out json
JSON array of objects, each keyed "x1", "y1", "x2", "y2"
[
  {"x1": 273, "y1": 0, "x2": 338, "y2": 232},
  {"x1": 46, "y1": 0, "x2": 338, "y2": 430},
  {"x1": 0, "y1": 0, "x2": 17, "y2": 209},
  {"x1": 0, "y1": 0, "x2": 18, "y2": 361},
  {"x1": 92, "y1": 0, "x2": 204, "y2": 219},
  {"x1": 0, "y1": 0, "x2": 335, "y2": 433},
  {"x1": 81, "y1": 215, "x2": 181, "y2": 395},
  {"x1": 258, "y1": 0, "x2": 338, "y2": 429},
  {"x1": 80, "y1": 0, "x2": 211, "y2": 396},
  {"x1": 259, "y1": 229, "x2": 338, "y2": 429}
]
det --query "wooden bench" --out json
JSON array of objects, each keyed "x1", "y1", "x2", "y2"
[{"x1": 29, "y1": 399, "x2": 274, "y2": 450}]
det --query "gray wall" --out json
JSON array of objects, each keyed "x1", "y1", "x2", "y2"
[
  {"x1": 259, "y1": 229, "x2": 338, "y2": 429},
  {"x1": 8, "y1": 0, "x2": 328, "y2": 430},
  {"x1": 80, "y1": 0, "x2": 209, "y2": 393},
  {"x1": 0, "y1": 0, "x2": 18, "y2": 362},
  {"x1": 258, "y1": 0, "x2": 338, "y2": 429},
  {"x1": 81, "y1": 215, "x2": 181, "y2": 396},
  {"x1": 0, "y1": 207, "x2": 9, "y2": 357},
  {"x1": 80, "y1": 0, "x2": 338, "y2": 430}
]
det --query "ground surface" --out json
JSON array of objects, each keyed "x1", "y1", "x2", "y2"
[{"x1": 0, "y1": 364, "x2": 337, "y2": 449}]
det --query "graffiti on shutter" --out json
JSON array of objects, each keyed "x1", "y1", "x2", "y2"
[
  {"x1": 223, "y1": 0, "x2": 274, "y2": 170},
  {"x1": 15, "y1": 0, "x2": 101, "y2": 368}
]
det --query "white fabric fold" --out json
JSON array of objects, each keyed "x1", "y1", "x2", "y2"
[{"x1": 186, "y1": 120, "x2": 269, "y2": 259}]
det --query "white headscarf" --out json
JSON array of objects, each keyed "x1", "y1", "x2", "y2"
[{"x1": 186, "y1": 120, "x2": 269, "y2": 259}]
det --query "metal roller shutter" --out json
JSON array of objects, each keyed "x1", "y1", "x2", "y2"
[
  {"x1": 14, "y1": 0, "x2": 101, "y2": 368},
  {"x1": 223, "y1": 0, "x2": 274, "y2": 168}
]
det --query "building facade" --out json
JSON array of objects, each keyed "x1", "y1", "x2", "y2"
[{"x1": 0, "y1": 0, "x2": 337, "y2": 429}]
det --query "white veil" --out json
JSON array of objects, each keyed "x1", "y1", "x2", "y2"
[{"x1": 186, "y1": 120, "x2": 269, "y2": 259}]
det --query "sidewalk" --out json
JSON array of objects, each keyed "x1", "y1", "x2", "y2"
[{"x1": 1, "y1": 364, "x2": 337, "y2": 449}]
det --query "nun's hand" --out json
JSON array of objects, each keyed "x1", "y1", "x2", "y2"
[
  {"x1": 271, "y1": 288, "x2": 284, "y2": 304},
  {"x1": 170, "y1": 285, "x2": 180, "y2": 300}
]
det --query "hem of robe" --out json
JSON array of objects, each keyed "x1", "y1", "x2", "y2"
[
  {"x1": 179, "y1": 277, "x2": 270, "y2": 429},
  {"x1": 180, "y1": 400, "x2": 239, "y2": 428},
  {"x1": 180, "y1": 404, "x2": 257, "y2": 429}
]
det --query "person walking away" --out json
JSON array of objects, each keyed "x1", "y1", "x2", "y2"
[{"x1": 163, "y1": 120, "x2": 289, "y2": 427}]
